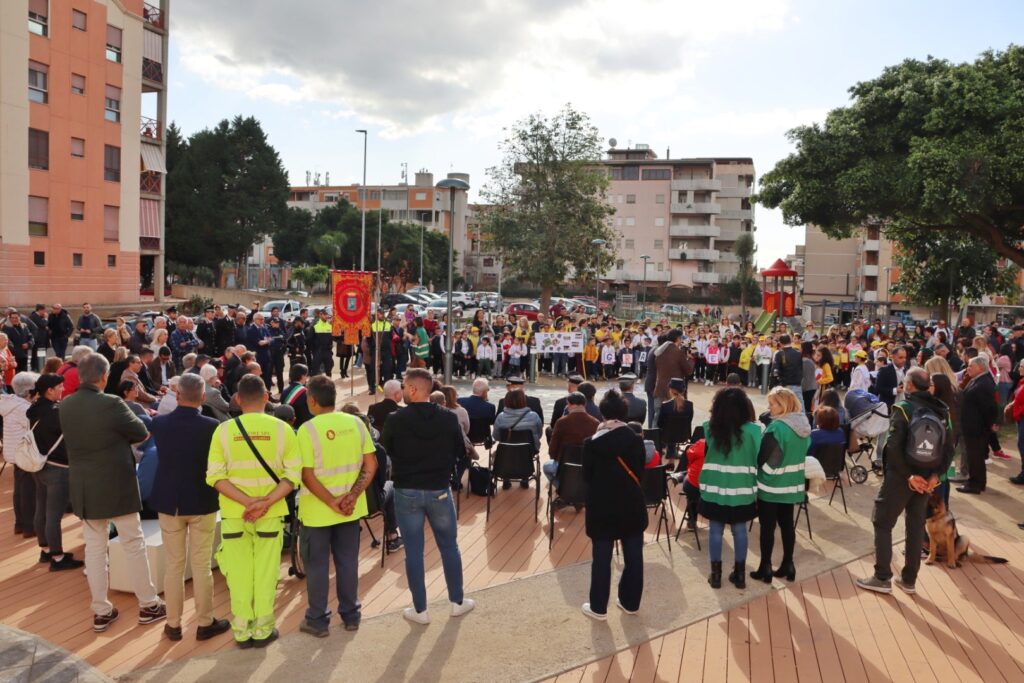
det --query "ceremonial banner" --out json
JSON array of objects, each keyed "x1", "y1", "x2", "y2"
[
  {"x1": 535, "y1": 331, "x2": 585, "y2": 354},
  {"x1": 332, "y1": 270, "x2": 373, "y2": 344}
]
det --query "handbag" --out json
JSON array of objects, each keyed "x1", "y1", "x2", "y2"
[
  {"x1": 468, "y1": 463, "x2": 493, "y2": 496},
  {"x1": 234, "y1": 417, "x2": 281, "y2": 484}
]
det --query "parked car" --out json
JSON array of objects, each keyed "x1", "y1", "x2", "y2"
[
  {"x1": 424, "y1": 298, "x2": 463, "y2": 319},
  {"x1": 381, "y1": 293, "x2": 424, "y2": 309},
  {"x1": 479, "y1": 295, "x2": 504, "y2": 312},
  {"x1": 285, "y1": 290, "x2": 309, "y2": 298},
  {"x1": 506, "y1": 302, "x2": 541, "y2": 321},
  {"x1": 436, "y1": 291, "x2": 473, "y2": 307},
  {"x1": 261, "y1": 299, "x2": 302, "y2": 323},
  {"x1": 660, "y1": 304, "x2": 695, "y2": 318}
]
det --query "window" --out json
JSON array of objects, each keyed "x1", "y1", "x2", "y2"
[
  {"x1": 655, "y1": 194, "x2": 665, "y2": 204},
  {"x1": 104, "y1": 205, "x2": 119, "y2": 240},
  {"x1": 104, "y1": 85, "x2": 121, "y2": 122},
  {"x1": 28, "y1": 129, "x2": 48, "y2": 169},
  {"x1": 71, "y1": 200, "x2": 84, "y2": 220},
  {"x1": 625, "y1": 217, "x2": 636, "y2": 226},
  {"x1": 29, "y1": 196, "x2": 48, "y2": 236},
  {"x1": 609, "y1": 166, "x2": 640, "y2": 181},
  {"x1": 28, "y1": 61, "x2": 48, "y2": 103},
  {"x1": 642, "y1": 168, "x2": 671, "y2": 180},
  {"x1": 626, "y1": 194, "x2": 636, "y2": 204},
  {"x1": 483, "y1": 257, "x2": 495, "y2": 267},
  {"x1": 28, "y1": 0, "x2": 48, "y2": 35},
  {"x1": 654, "y1": 217, "x2": 665, "y2": 227},
  {"x1": 105, "y1": 25, "x2": 122, "y2": 62},
  {"x1": 72, "y1": 253, "x2": 83, "y2": 267},
  {"x1": 370, "y1": 190, "x2": 381, "y2": 200},
  {"x1": 107, "y1": 255, "x2": 117, "y2": 267},
  {"x1": 625, "y1": 239, "x2": 635, "y2": 249},
  {"x1": 382, "y1": 189, "x2": 407, "y2": 201},
  {"x1": 34, "y1": 251, "x2": 46, "y2": 266},
  {"x1": 614, "y1": 217, "x2": 621, "y2": 226},
  {"x1": 415, "y1": 191, "x2": 427, "y2": 201},
  {"x1": 658, "y1": 262, "x2": 665, "y2": 272},
  {"x1": 103, "y1": 145, "x2": 120, "y2": 181},
  {"x1": 71, "y1": 73, "x2": 85, "y2": 95},
  {"x1": 71, "y1": 137, "x2": 85, "y2": 158},
  {"x1": 72, "y1": 9, "x2": 86, "y2": 30},
  {"x1": 654, "y1": 240, "x2": 664, "y2": 249}
]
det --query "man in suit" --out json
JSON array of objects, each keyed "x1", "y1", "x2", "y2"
[
  {"x1": 496, "y1": 376, "x2": 543, "y2": 423},
  {"x1": 213, "y1": 306, "x2": 236, "y2": 356},
  {"x1": 367, "y1": 379, "x2": 403, "y2": 431},
  {"x1": 196, "y1": 307, "x2": 216, "y2": 355},
  {"x1": 959, "y1": 355, "x2": 998, "y2": 494},
  {"x1": 619, "y1": 374, "x2": 648, "y2": 424},
  {"x1": 548, "y1": 375, "x2": 583, "y2": 442},
  {"x1": 643, "y1": 336, "x2": 662, "y2": 427},
  {"x1": 59, "y1": 352, "x2": 166, "y2": 632},
  {"x1": 245, "y1": 313, "x2": 273, "y2": 389},
  {"x1": 875, "y1": 346, "x2": 908, "y2": 408},
  {"x1": 149, "y1": 346, "x2": 177, "y2": 389},
  {"x1": 200, "y1": 364, "x2": 232, "y2": 422},
  {"x1": 458, "y1": 378, "x2": 497, "y2": 448},
  {"x1": 28, "y1": 304, "x2": 49, "y2": 371}
]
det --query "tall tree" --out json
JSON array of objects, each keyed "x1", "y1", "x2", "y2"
[
  {"x1": 756, "y1": 46, "x2": 1024, "y2": 275},
  {"x1": 734, "y1": 232, "x2": 757, "y2": 320},
  {"x1": 481, "y1": 104, "x2": 617, "y2": 312}
]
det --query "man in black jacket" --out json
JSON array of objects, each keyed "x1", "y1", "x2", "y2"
[
  {"x1": 367, "y1": 379, "x2": 402, "y2": 431},
  {"x1": 48, "y1": 303, "x2": 74, "y2": 361},
  {"x1": 875, "y1": 346, "x2": 908, "y2": 408},
  {"x1": 643, "y1": 335, "x2": 663, "y2": 427},
  {"x1": 3, "y1": 310, "x2": 34, "y2": 372},
  {"x1": 28, "y1": 305, "x2": 49, "y2": 371},
  {"x1": 771, "y1": 334, "x2": 804, "y2": 406},
  {"x1": 959, "y1": 355, "x2": 998, "y2": 494},
  {"x1": 128, "y1": 319, "x2": 150, "y2": 355},
  {"x1": 196, "y1": 307, "x2": 216, "y2": 355},
  {"x1": 857, "y1": 367, "x2": 955, "y2": 595},
  {"x1": 380, "y1": 368, "x2": 474, "y2": 624},
  {"x1": 213, "y1": 306, "x2": 235, "y2": 356}
]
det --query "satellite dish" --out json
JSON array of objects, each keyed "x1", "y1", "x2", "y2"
[{"x1": 608, "y1": 138, "x2": 618, "y2": 148}]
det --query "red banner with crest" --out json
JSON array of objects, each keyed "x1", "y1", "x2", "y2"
[{"x1": 332, "y1": 270, "x2": 373, "y2": 344}]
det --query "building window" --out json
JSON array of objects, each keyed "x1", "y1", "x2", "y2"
[
  {"x1": 483, "y1": 257, "x2": 495, "y2": 267},
  {"x1": 654, "y1": 217, "x2": 665, "y2": 227},
  {"x1": 415, "y1": 191, "x2": 427, "y2": 201},
  {"x1": 655, "y1": 194, "x2": 665, "y2": 204},
  {"x1": 28, "y1": 129, "x2": 48, "y2": 169},
  {"x1": 370, "y1": 190, "x2": 381, "y2": 200},
  {"x1": 71, "y1": 73, "x2": 85, "y2": 95},
  {"x1": 609, "y1": 166, "x2": 640, "y2": 181},
  {"x1": 616, "y1": 259, "x2": 625, "y2": 269},
  {"x1": 658, "y1": 262, "x2": 665, "y2": 272},
  {"x1": 29, "y1": 196, "x2": 48, "y2": 236},
  {"x1": 625, "y1": 239, "x2": 635, "y2": 249},
  {"x1": 104, "y1": 205, "x2": 119, "y2": 241},
  {"x1": 625, "y1": 217, "x2": 636, "y2": 226},
  {"x1": 383, "y1": 189, "x2": 407, "y2": 201},
  {"x1": 72, "y1": 253, "x2": 83, "y2": 267},
  {"x1": 71, "y1": 137, "x2": 85, "y2": 158},
  {"x1": 28, "y1": 61, "x2": 48, "y2": 103},
  {"x1": 107, "y1": 255, "x2": 117, "y2": 267},
  {"x1": 642, "y1": 168, "x2": 671, "y2": 180},
  {"x1": 34, "y1": 251, "x2": 46, "y2": 266},
  {"x1": 654, "y1": 239, "x2": 663, "y2": 249},
  {"x1": 104, "y1": 85, "x2": 121, "y2": 122},
  {"x1": 105, "y1": 25, "x2": 122, "y2": 62},
  {"x1": 71, "y1": 200, "x2": 84, "y2": 220},
  {"x1": 104, "y1": 145, "x2": 120, "y2": 181},
  {"x1": 72, "y1": 9, "x2": 86, "y2": 30},
  {"x1": 28, "y1": 0, "x2": 48, "y2": 35},
  {"x1": 626, "y1": 194, "x2": 636, "y2": 204}
]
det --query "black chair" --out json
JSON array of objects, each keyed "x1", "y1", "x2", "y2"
[
  {"x1": 641, "y1": 465, "x2": 672, "y2": 552},
  {"x1": 673, "y1": 477, "x2": 701, "y2": 550},
  {"x1": 816, "y1": 442, "x2": 848, "y2": 514},
  {"x1": 793, "y1": 480, "x2": 813, "y2": 540},
  {"x1": 488, "y1": 442, "x2": 540, "y2": 521},
  {"x1": 468, "y1": 417, "x2": 494, "y2": 455},
  {"x1": 643, "y1": 428, "x2": 662, "y2": 453},
  {"x1": 362, "y1": 483, "x2": 390, "y2": 568},
  {"x1": 560, "y1": 444, "x2": 584, "y2": 466},
  {"x1": 548, "y1": 462, "x2": 588, "y2": 548}
]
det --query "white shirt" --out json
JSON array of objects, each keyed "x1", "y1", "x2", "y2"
[{"x1": 849, "y1": 364, "x2": 871, "y2": 393}]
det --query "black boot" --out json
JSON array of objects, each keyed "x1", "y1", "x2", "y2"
[
  {"x1": 729, "y1": 563, "x2": 746, "y2": 589},
  {"x1": 773, "y1": 561, "x2": 796, "y2": 582},
  {"x1": 708, "y1": 561, "x2": 722, "y2": 589},
  {"x1": 750, "y1": 563, "x2": 773, "y2": 583}
]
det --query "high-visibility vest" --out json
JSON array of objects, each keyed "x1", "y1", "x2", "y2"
[
  {"x1": 698, "y1": 421, "x2": 760, "y2": 507},
  {"x1": 756, "y1": 420, "x2": 809, "y2": 504},
  {"x1": 297, "y1": 413, "x2": 374, "y2": 526}
]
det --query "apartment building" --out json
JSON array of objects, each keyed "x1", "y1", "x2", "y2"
[
  {"x1": 287, "y1": 170, "x2": 471, "y2": 285},
  {"x1": 602, "y1": 146, "x2": 755, "y2": 296},
  {"x1": 0, "y1": 0, "x2": 169, "y2": 306}
]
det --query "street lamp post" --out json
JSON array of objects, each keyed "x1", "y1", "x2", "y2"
[
  {"x1": 592, "y1": 238, "x2": 607, "y2": 308},
  {"x1": 419, "y1": 225, "x2": 424, "y2": 286},
  {"x1": 640, "y1": 254, "x2": 651, "y2": 318},
  {"x1": 356, "y1": 129, "x2": 368, "y2": 271},
  {"x1": 437, "y1": 177, "x2": 470, "y2": 385},
  {"x1": 883, "y1": 266, "x2": 891, "y2": 319}
]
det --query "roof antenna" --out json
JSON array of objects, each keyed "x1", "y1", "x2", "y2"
[{"x1": 666, "y1": 146, "x2": 670, "y2": 159}]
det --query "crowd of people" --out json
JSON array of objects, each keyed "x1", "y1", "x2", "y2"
[{"x1": 2, "y1": 298, "x2": 1023, "y2": 641}]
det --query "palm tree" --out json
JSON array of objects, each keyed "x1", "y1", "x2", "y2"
[
  {"x1": 311, "y1": 232, "x2": 347, "y2": 269},
  {"x1": 735, "y1": 232, "x2": 757, "y2": 323}
]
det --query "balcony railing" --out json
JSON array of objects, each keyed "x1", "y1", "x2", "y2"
[
  {"x1": 671, "y1": 178, "x2": 721, "y2": 192},
  {"x1": 670, "y1": 201, "x2": 722, "y2": 215},
  {"x1": 142, "y1": 58, "x2": 163, "y2": 84},
  {"x1": 143, "y1": 2, "x2": 165, "y2": 29},
  {"x1": 670, "y1": 224, "x2": 720, "y2": 238},
  {"x1": 140, "y1": 116, "x2": 161, "y2": 140},
  {"x1": 692, "y1": 272, "x2": 721, "y2": 285},
  {"x1": 140, "y1": 171, "x2": 161, "y2": 194}
]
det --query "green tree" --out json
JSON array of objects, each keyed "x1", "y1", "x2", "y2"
[
  {"x1": 166, "y1": 116, "x2": 289, "y2": 279},
  {"x1": 734, "y1": 232, "x2": 757, "y2": 320},
  {"x1": 756, "y1": 45, "x2": 1024, "y2": 276},
  {"x1": 271, "y1": 207, "x2": 316, "y2": 264},
  {"x1": 292, "y1": 264, "x2": 330, "y2": 292},
  {"x1": 889, "y1": 231, "x2": 1017, "y2": 306},
  {"x1": 722, "y1": 277, "x2": 761, "y2": 306},
  {"x1": 481, "y1": 104, "x2": 616, "y2": 312},
  {"x1": 311, "y1": 232, "x2": 348, "y2": 269}
]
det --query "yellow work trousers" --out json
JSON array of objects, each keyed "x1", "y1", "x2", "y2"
[{"x1": 217, "y1": 516, "x2": 284, "y2": 642}]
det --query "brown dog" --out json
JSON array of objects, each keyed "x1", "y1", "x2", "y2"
[{"x1": 924, "y1": 493, "x2": 1008, "y2": 568}]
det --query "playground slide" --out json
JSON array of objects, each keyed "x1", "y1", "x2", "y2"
[{"x1": 753, "y1": 310, "x2": 776, "y2": 334}]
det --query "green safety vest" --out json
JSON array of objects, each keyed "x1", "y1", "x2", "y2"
[
  {"x1": 297, "y1": 413, "x2": 372, "y2": 526},
  {"x1": 698, "y1": 421, "x2": 760, "y2": 507},
  {"x1": 756, "y1": 419, "x2": 809, "y2": 504},
  {"x1": 313, "y1": 319, "x2": 332, "y2": 334}
]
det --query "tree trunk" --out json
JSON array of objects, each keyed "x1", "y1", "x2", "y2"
[
  {"x1": 740, "y1": 270, "x2": 747, "y2": 323},
  {"x1": 539, "y1": 284, "x2": 553, "y2": 320}
]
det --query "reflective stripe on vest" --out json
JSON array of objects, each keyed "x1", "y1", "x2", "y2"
[
  {"x1": 219, "y1": 419, "x2": 287, "y2": 491},
  {"x1": 302, "y1": 418, "x2": 367, "y2": 497}
]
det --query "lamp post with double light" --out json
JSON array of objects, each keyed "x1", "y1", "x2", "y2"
[{"x1": 355, "y1": 129, "x2": 367, "y2": 271}]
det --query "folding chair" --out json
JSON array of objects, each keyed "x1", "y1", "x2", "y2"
[
  {"x1": 674, "y1": 483, "x2": 701, "y2": 550},
  {"x1": 362, "y1": 483, "x2": 390, "y2": 568},
  {"x1": 548, "y1": 462, "x2": 587, "y2": 549},
  {"x1": 468, "y1": 417, "x2": 494, "y2": 456},
  {"x1": 488, "y1": 439, "x2": 540, "y2": 521},
  {"x1": 816, "y1": 442, "x2": 848, "y2": 514},
  {"x1": 642, "y1": 465, "x2": 672, "y2": 552}
]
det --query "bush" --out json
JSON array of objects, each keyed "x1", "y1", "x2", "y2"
[{"x1": 182, "y1": 294, "x2": 214, "y2": 316}]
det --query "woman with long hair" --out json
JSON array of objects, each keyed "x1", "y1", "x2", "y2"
[
  {"x1": 751, "y1": 388, "x2": 811, "y2": 583},
  {"x1": 813, "y1": 345, "x2": 835, "y2": 409},
  {"x1": 800, "y1": 341, "x2": 817, "y2": 414},
  {"x1": 699, "y1": 387, "x2": 760, "y2": 590}
]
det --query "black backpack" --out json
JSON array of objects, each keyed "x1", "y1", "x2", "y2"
[{"x1": 898, "y1": 403, "x2": 946, "y2": 471}]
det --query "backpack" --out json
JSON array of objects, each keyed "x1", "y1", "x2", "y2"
[
  {"x1": 15, "y1": 421, "x2": 63, "y2": 473},
  {"x1": 898, "y1": 404, "x2": 946, "y2": 471}
]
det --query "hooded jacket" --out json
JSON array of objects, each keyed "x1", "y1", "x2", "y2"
[
  {"x1": 884, "y1": 390, "x2": 955, "y2": 479},
  {"x1": 380, "y1": 401, "x2": 464, "y2": 490},
  {"x1": 757, "y1": 412, "x2": 812, "y2": 503}
]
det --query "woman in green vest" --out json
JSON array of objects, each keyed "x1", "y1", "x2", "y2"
[
  {"x1": 698, "y1": 387, "x2": 760, "y2": 589},
  {"x1": 412, "y1": 317, "x2": 430, "y2": 367},
  {"x1": 751, "y1": 387, "x2": 811, "y2": 584}
]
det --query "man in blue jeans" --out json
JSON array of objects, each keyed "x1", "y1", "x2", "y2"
[{"x1": 380, "y1": 368, "x2": 476, "y2": 624}]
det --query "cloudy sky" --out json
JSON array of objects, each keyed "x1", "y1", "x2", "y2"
[{"x1": 165, "y1": 0, "x2": 1023, "y2": 268}]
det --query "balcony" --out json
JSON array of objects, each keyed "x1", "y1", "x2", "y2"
[
  {"x1": 717, "y1": 228, "x2": 742, "y2": 241},
  {"x1": 719, "y1": 208, "x2": 753, "y2": 220},
  {"x1": 670, "y1": 248, "x2": 719, "y2": 261},
  {"x1": 671, "y1": 201, "x2": 721, "y2": 215},
  {"x1": 692, "y1": 272, "x2": 721, "y2": 285},
  {"x1": 860, "y1": 264, "x2": 879, "y2": 277},
  {"x1": 671, "y1": 178, "x2": 721, "y2": 192},
  {"x1": 143, "y1": 2, "x2": 166, "y2": 30},
  {"x1": 862, "y1": 239, "x2": 880, "y2": 252},
  {"x1": 670, "y1": 224, "x2": 720, "y2": 238},
  {"x1": 140, "y1": 116, "x2": 161, "y2": 140},
  {"x1": 140, "y1": 171, "x2": 161, "y2": 195},
  {"x1": 142, "y1": 58, "x2": 163, "y2": 85},
  {"x1": 612, "y1": 269, "x2": 670, "y2": 283},
  {"x1": 717, "y1": 252, "x2": 739, "y2": 263},
  {"x1": 862, "y1": 290, "x2": 878, "y2": 302}
]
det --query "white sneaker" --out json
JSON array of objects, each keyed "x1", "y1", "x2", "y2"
[
  {"x1": 450, "y1": 598, "x2": 476, "y2": 617},
  {"x1": 616, "y1": 598, "x2": 639, "y2": 615},
  {"x1": 403, "y1": 607, "x2": 431, "y2": 625},
  {"x1": 581, "y1": 603, "x2": 607, "y2": 621}
]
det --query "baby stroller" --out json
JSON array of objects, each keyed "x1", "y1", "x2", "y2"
[{"x1": 843, "y1": 389, "x2": 889, "y2": 483}]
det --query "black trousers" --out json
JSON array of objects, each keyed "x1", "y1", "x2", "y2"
[
  {"x1": 271, "y1": 351, "x2": 285, "y2": 393},
  {"x1": 13, "y1": 466, "x2": 36, "y2": 532},
  {"x1": 757, "y1": 500, "x2": 795, "y2": 568},
  {"x1": 313, "y1": 349, "x2": 333, "y2": 378},
  {"x1": 872, "y1": 473, "x2": 929, "y2": 583},
  {"x1": 963, "y1": 432, "x2": 989, "y2": 490},
  {"x1": 590, "y1": 534, "x2": 644, "y2": 614}
]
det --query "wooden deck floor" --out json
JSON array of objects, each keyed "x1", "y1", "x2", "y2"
[{"x1": 545, "y1": 525, "x2": 1024, "y2": 683}]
